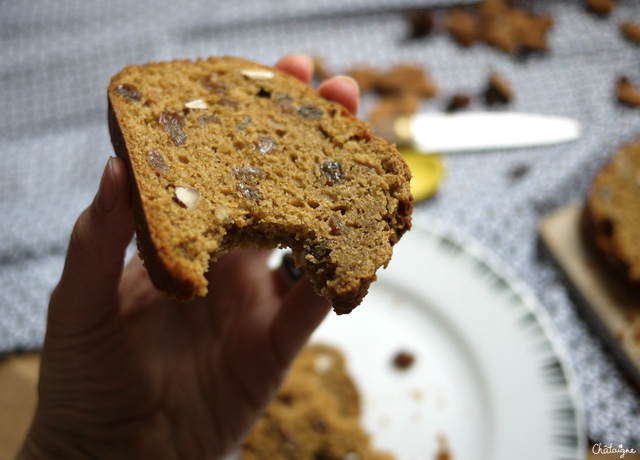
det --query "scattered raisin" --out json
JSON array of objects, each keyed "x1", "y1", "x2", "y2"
[
  {"x1": 253, "y1": 135, "x2": 277, "y2": 154},
  {"x1": 147, "y1": 150, "x2": 169, "y2": 174},
  {"x1": 197, "y1": 114, "x2": 221, "y2": 128},
  {"x1": 354, "y1": 158, "x2": 382, "y2": 175},
  {"x1": 310, "y1": 241, "x2": 331, "y2": 261},
  {"x1": 276, "y1": 94, "x2": 295, "y2": 113},
  {"x1": 233, "y1": 165, "x2": 266, "y2": 181},
  {"x1": 277, "y1": 428, "x2": 300, "y2": 458},
  {"x1": 311, "y1": 417, "x2": 328, "y2": 433},
  {"x1": 298, "y1": 104, "x2": 324, "y2": 119},
  {"x1": 237, "y1": 116, "x2": 252, "y2": 130},
  {"x1": 201, "y1": 76, "x2": 228, "y2": 94},
  {"x1": 159, "y1": 111, "x2": 187, "y2": 145},
  {"x1": 483, "y1": 73, "x2": 513, "y2": 106},
  {"x1": 320, "y1": 161, "x2": 344, "y2": 184},
  {"x1": 276, "y1": 393, "x2": 294, "y2": 405},
  {"x1": 115, "y1": 83, "x2": 142, "y2": 102},
  {"x1": 406, "y1": 8, "x2": 434, "y2": 39},
  {"x1": 307, "y1": 241, "x2": 336, "y2": 279},
  {"x1": 329, "y1": 216, "x2": 348, "y2": 235},
  {"x1": 237, "y1": 183, "x2": 263, "y2": 202},
  {"x1": 219, "y1": 97, "x2": 239, "y2": 107},
  {"x1": 445, "y1": 94, "x2": 471, "y2": 113},
  {"x1": 507, "y1": 163, "x2": 530, "y2": 183},
  {"x1": 393, "y1": 351, "x2": 415, "y2": 370}
]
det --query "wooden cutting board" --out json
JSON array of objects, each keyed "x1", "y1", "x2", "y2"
[
  {"x1": 539, "y1": 205, "x2": 640, "y2": 389},
  {"x1": 0, "y1": 353, "x2": 39, "y2": 460}
]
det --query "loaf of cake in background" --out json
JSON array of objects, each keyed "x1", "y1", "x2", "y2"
[{"x1": 583, "y1": 138, "x2": 640, "y2": 286}]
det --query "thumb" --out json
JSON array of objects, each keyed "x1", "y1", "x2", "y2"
[{"x1": 49, "y1": 157, "x2": 135, "y2": 334}]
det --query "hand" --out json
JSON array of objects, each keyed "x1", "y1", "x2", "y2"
[{"x1": 18, "y1": 55, "x2": 360, "y2": 460}]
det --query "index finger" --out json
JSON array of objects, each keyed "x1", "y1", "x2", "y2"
[
  {"x1": 275, "y1": 55, "x2": 360, "y2": 115},
  {"x1": 275, "y1": 54, "x2": 314, "y2": 84}
]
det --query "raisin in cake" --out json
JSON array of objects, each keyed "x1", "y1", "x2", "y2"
[
  {"x1": 108, "y1": 56, "x2": 413, "y2": 314},
  {"x1": 240, "y1": 344, "x2": 395, "y2": 460},
  {"x1": 583, "y1": 138, "x2": 640, "y2": 285}
]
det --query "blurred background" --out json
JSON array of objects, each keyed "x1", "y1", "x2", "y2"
[{"x1": 1, "y1": 0, "x2": 639, "y2": 457}]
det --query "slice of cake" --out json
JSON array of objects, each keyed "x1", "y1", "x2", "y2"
[
  {"x1": 583, "y1": 138, "x2": 640, "y2": 285},
  {"x1": 240, "y1": 344, "x2": 395, "y2": 460},
  {"x1": 108, "y1": 56, "x2": 413, "y2": 314}
]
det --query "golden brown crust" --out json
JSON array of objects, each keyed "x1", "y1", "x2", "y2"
[
  {"x1": 109, "y1": 100, "x2": 203, "y2": 298},
  {"x1": 107, "y1": 56, "x2": 412, "y2": 313}
]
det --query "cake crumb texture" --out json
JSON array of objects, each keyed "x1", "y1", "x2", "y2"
[
  {"x1": 108, "y1": 56, "x2": 413, "y2": 314},
  {"x1": 240, "y1": 344, "x2": 395, "y2": 460}
]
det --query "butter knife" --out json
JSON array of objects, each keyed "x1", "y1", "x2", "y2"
[{"x1": 372, "y1": 112, "x2": 582, "y2": 153}]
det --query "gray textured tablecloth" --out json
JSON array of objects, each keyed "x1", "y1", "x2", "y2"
[{"x1": 1, "y1": 0, "x2": 639, "y2": 448}]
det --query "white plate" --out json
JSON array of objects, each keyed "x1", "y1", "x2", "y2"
[{"x1": 310, "y1": 215, "x2": 586, "y2": 460}]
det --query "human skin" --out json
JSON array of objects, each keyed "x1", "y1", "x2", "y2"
[{"x1": 17, "y1": 54, "x2": 359, "y2": 460}]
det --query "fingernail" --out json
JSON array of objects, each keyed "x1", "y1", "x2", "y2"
[
  {"x1": 338, "y1": 75, "x2": 360, "y2": 91},
  {"x1": 97, "y1": 158, "x2": 117, "y2": 212},
  {"x1": 281, "y1": 252, "x2": 303, "y2": 285}
]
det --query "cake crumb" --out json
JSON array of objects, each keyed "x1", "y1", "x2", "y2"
[
  {"x1": 446, "y1": 0, "x2": 553, "y2": 56},
  {"x1": 622, "y1": 22, "x2": 640, "y2": 44},
  {"x1": 507, "y1": 163, "x2": 531, "y2": 183},
  {"x1": 447, "y1": 8, "x2": 479, "y2": 47},
  {"x1": 392, "y1": 351, "x2": 415, "y2": 370},
  {"x1": 617, "y1": 77, "x2": 640, "y2": 107},
  {"x1": 483, "y1": 72, "x2": 513, "y2": 106},
  {"x1": 445, "y1": 94, "x2": 471, "y2": 113},
  {"x1": 406, "y1": 7, "x2": 434, "y2": 40},
  {"x1": 584, "y1": 0, "x2": 616, "y2": 16},
  {"x1": 435, "y1": 434, "x2": 452, "y2": 460},
  {"x1": 313, "y1": 56, "x2": 334, "y2": 82}
]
